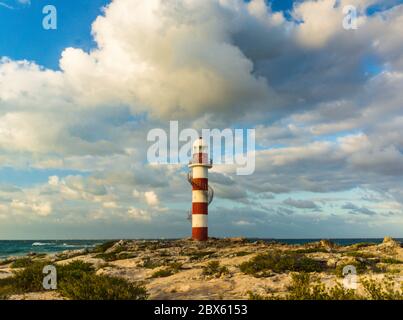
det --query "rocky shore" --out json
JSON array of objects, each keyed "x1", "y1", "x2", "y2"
[{"x1": 0, "y1": 237, "x2": 402, "y2": 300}]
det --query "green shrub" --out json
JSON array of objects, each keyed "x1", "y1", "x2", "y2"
[
  {"x1": 247, "y1": 291, "x2": 271, "y2": 300},
  {"x1": 11, "y1": 257, "x2": 33, "y2": 269},
  {"x1": 334, "y1": 258, "x2": 383, "y2": 277},
  {"x1": 7, "y1": 259, "x2": 148, "y2": 300},
  {"x1": 151, "y1": 268, "x2": 174, "y2": 278},
  {"x1": 361, "y1": 277, "x2": 403, "y2": 300},
  {"x1": 345, "y1": 251, "x2": 376, "y2": 258},
  {"x1": 286, "y1": 273, "x2": 359, "y2": 300},
  {"x1": 150, "y1": 262, "x2": 182, "y2": 278},
  {"x1": 140, "y1": 258, "x2": 165, "y2": 269},
  {"x1": 247, "y1": 273, "x2": 403, "y2": 300},
  {"x1": 186, "y1": 251, "x2": 213, "y2": 261},
  {"x1": 351, "y1": 242, "x2": 376, "y2": 249},
  {"x1": 13, "y1": 261, "x2": 49, "y2": 292},
  {"x1": 380, "y1": 257, "x2": 403, "y2": 264},
  {"x1": 202, "y1": 261, "x2": 229, "y2": 277},
  {"x1": 0, "y1": 277, "x2": 19, "y2": 299},
  {"x1": 59, "y1": 273, "x2": 148, "y2": 300},
  {"x1": 287, "y1": 248, "x2": 328, "y2": 254},
  {"x1": 234, "y1": 251, "x2": 251, "y2": 257},
  {"x1": 94, "y1": 251, "x2": 136, "y2": 262},
  {"x1": 239, "y1": 251, "x2": 325, "y2": 276}
]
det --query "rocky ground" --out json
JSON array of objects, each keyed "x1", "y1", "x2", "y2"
[{"x1": 0, "y1": 237, "x2": 402, "y2": 300}]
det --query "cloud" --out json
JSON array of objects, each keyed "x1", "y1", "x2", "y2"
[
  {"x1": 144, "y1": 191, "x2": 159, "y2": 207},
  {"x1": 1, "y1": 0, "x2": 403, "y2": 237},
  {"x1": 283, "y1": 198, "x2": 319, "y2": 209},
  {"x1": 342, "y1": 202, "x2": 377, "y2": 216}
]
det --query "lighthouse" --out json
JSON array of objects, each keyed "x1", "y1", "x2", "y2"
[{"x1": 187, "y1": 137, "x2": 214, "y2": 241}]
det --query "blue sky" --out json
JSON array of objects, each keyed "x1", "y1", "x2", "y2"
[
  {"x1": 0, "y1": 0, "x2": 298, "y2": 69},
  {"x1": 0, "y1": 0, "x2": 402, "y2": 239},
  {"x1": 0, "y1": 0, "x2": 109, "y2": 69}
]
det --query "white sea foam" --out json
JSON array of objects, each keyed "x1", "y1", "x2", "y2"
[{"x1": 31, "y1": 242, "x2": 54, "y2": 246}]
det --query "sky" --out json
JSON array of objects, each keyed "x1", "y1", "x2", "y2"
[{"x1": 0, "y1": 0, "x2": 403, "y2": 239}]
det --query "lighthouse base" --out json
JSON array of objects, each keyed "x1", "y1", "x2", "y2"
[{"x1": 192, "y1": 227, "x2": 208, "y2": 241}]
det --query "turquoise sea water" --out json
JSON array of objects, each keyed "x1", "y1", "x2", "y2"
[
  {"x1": 0, "y1": 238, "x2": 401, "y2": 259},
  {"x1": 0, "y1": 240, "x2": 102, "y2": 259}
]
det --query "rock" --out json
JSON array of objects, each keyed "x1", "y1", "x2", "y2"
[
  {"x1": 105, "y1": 240, "x2": 127, "y2": 253},
  {"x1": 382, "y1": 237, "x2": 400, "y2": 246},
  {"x1": 319, "y1": 239, "x2": 336, "y2": 249},
  {"x1": 326, "y1": 258, "x2": 338, "y2": 268},
  {"x1": 227, "y1": 237, "x2": 247, "y2": 243}
]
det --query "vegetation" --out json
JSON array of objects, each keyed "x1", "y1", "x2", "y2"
[
  {"x1": 380, "y1": 257, "x2": 403, "y2": 264},
  {"x1": 202, "y1": 261, "x2": 229, "y2": 277},
  {"x1": 94, "y1": 251, "x2": 136, "y2": 262},
  {"x1": 239, "y1": 251, "x2": 325, "y2": 277},
  {"x1": 247, "y1": 273, "x2": 403, "y2": 300},
  {"x1": 345, "y1": 251, "x2": 376, "y2": 258},
  {"x1": 361, "y1": 277, "x2": 403, "y2": 300},
  {"x1": 1, "y1": 260, "x2": 148, "y2": 300},
  {"x1": 150, "y1": 262, "x2": 183, "y2": 278},
  {"x1": 234, "y1": 251, "x2": 251, "y2": 257},
  {"x1": 350, "y1": 242, "x2": 376, "y2": 249},
  {"x1": 334, "y1": 258, "x2": 384, "y2": 277},
  {"x1": 10, "y1": 257, "x2": 33, "y2": 269},
  {"x1": 187, "y1": 250, "x2": 215, "y2": 261},
  {"x1": 151, "y1": 268, "x2": 174, "y2": 278},
  {"x1": 140, "y1": 257, "x2": 166, "y2": 269},
  {"x1": 286, "y1": 273, "x2": 358, "y2": 300},
  {"x1": 59, "y1": 272, "x2": 148, "y2": 300},
  {"x1": 286, "y1": 248, "x2": 329, "y2": 254},
  {"x1": 0, "y1": 277, "x2": 19, "y2": 299}
]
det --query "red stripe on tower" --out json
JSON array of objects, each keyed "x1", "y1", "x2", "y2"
[{"x1": 189, "y1": 137, "x2": 213, "y2": 241}]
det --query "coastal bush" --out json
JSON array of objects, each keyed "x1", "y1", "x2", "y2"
[
  {"x1": 94, "y1": 251, "x2": 136, "y2": 262},
  {"x1": 7, "y1": 260, "x2": 148, "y2": 300},
  {"x1": 202, "y1": 261, "x2": 229, "y2": 277},
  {"x1": 286, "y1": 273, "x2": 359, "y2": 300},
  {"x1": 140, "y1": 258, "x2": 166, "y2": 269},
  {"x1": 0, "y1": 277, "x2": 19, "y2": 299},
  {"x1": 234, "y1": 251, "x2": 251, "y2": 257},
  {"x1": 334, "y1": 258, "x2": 383, "y2": 277},
  {"x1": 247, "y1": 273, "x2": 403, "y2": 300},
  {"x1": 11, "y1": 257, "x2": 33, "y2": 269},
  {"x1": 239, "y1": 251, "x2": 325, "y2": 276},
  {"x1": 59, "y1": 273, "x2": 148, "y2": 300},
  {"x1": 351, "y1": 242, "x2": 376, "y2": 249},
  {"x1": 286, "y1": 248, "x2": 328, "y2": 254},
  {"x1": 186, "y1": 250, "x2": 214, "y2": 261},
  {"x1": 380, "y1": 257, "x2": 403, "y2": 264},
  {"x1": 361, "y1": 277, "x2": 403, "y2": 300},
  {"x1": 151, "y1": 268, "x2": 174, "y2": 278},
  {"x1": 345, "y1": 251, "x2": 376, "y2": 259},
  {"x1": 55, "y1": 251, "x2": 87, "y2": 261},
  {"x1": 247, "y1": 291, "x2": 272, "y2": 300},
  {"x1": 150, "y1": 262, "x2": 183, "y2": 278}
]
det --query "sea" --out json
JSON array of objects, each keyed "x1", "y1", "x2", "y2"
[{"x1": 0, "y1": 238, "x2": 402, "y2": 260}]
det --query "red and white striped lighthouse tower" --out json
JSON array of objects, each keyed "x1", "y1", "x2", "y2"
[{"x1": 188, "y1": 137, "x2": 213, "y2": 241}]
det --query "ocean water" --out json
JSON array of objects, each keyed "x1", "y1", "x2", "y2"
[
  {"x1": 0, "y1": 238, "x2": 401, "y2": 260},
  {"x1": 0, "y1": 240, "x2": 103, "y2": 260}
]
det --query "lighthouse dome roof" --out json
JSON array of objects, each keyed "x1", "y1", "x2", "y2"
[{"x1": 193, "y1": 137, "x2": 208, "y2": 153}]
